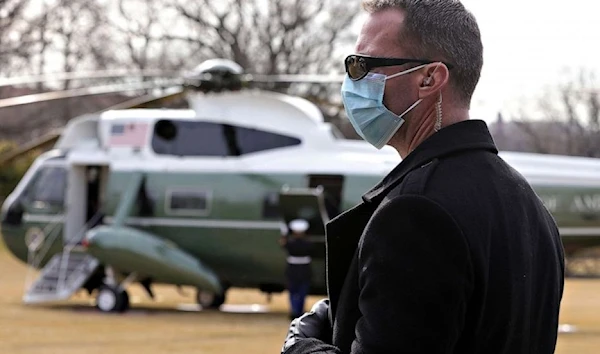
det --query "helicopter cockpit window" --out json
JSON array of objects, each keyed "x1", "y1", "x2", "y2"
[
  {"x1": 151, "y1": 120, "x2": 230, "y2": 157},
  {"x1": 24, "y1": 166, "x2": 67, "y2": 208}
]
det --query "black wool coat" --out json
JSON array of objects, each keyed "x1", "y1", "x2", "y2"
[{"x1": 285, "y1": 120, "x2": 565, "y2": 354}]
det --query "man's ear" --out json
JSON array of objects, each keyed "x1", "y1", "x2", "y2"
[{"x1": 418, "y1": 63, "x2": 449, "y2": 98}]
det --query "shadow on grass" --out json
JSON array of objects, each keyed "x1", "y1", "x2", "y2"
[
  {"x1": 0, "y1": 236, "x2": 6, "y2": 254},
  {"x1": 20, "y1": 301, "x2": 292, "y2": 321}
]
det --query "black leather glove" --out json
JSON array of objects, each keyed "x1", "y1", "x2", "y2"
[{"x1": 281, "y1": 298, "x2": 332, "y2": 353}]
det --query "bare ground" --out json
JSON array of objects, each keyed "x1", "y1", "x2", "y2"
[{"x1": 0, "y1": 246, "x2": 599, "y2": 353}]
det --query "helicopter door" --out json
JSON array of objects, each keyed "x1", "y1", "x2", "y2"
[
  {"x1": 278, "y1": 185, "x2": 330, "y2": 237},
  {"x1": 64, "y1": 164, "x2": 108, "y2": 245}
]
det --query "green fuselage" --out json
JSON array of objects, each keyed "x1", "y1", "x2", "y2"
[
  {"x1": 1, "y1": 163, "x2": 378, "y2": 295},
  {"x1": 2, "y1": 159, "x2": 600, "y2": 295}
]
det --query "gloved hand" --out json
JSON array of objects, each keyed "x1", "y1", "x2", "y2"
[{"x1": 281, "y1": 298, "x2": 332, "y2": 353}]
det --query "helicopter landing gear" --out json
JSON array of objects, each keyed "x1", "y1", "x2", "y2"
[
  {"x1": 96, "y1": 284, "x2": 129, "y2": 313},
  {"x1": 95, "y1": 266, "x2": 135, "y2": 313},
  {"x1": 196, "y1": 288, "x2": 227, "y2": 309}
]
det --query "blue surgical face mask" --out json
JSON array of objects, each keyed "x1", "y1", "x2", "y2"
[{"x1": 341, "y1": 64, "x2": 428, "y2": 149}]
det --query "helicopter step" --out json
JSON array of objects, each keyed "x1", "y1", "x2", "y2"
[{"x1": 23, "y1": 249, "x2": 100, "y2": 304}]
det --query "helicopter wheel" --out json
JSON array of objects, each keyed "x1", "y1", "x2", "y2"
[
  {"x1": 196, "y1": 288, "x2": 226, "y2": 309},
  {"x1": 96, "y1": 284, "x2": 130, "y2": 313}
]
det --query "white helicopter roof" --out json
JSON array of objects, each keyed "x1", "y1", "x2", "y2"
[
  {"x1": 185, "y1": 90, "x2": 326, "y2": 137},
  {"x1": 53, "y1": 89, "x2": 398, "y2": 176},
  {"x1": 58, "y1": 90, "x2": 333, "y2": 152},
  {"x1": 54, "y1": 91, "x2": 600, "y2": 184}
]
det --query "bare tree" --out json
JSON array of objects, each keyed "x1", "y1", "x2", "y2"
[
  {"x1": 167, "y1": 0, "x2": 358, "y2": 75},
  {"x1": 40, "y1": 0, "x2": 108, "y2": 88},
  {"x1": 0, "y1": 0, "x2": 37, "y2": 76},
  {"x1": 110, "y1": 0, "x2": 165, "y2": 70},
  {"x1": 511, "y1": 68, "x2": 600, "y2": 157},
  {"x1": 161, "y1": 0, "x2": 358, "y2": 133},
  {"x1": 1, "y1": 0, "x2": 361, "y2": 143}
]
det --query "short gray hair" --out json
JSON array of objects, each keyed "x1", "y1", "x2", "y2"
[{"x1": 362, "y1": 0, "x2": 483, "y2": 106}]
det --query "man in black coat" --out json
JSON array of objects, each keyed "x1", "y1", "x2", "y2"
[{"x1": 281, "y1": 0, "x2": 565, "y2": 353}]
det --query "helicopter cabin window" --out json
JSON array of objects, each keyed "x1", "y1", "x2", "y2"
[
  {"x1": 166, "y1": 189, "x2": 211, "y2": 216},
  {"x1": 24, "y1": 166, "x2": 67, "y2": 208},
  {"x1": 151, "y1": 119, "x2": 301, "y2": 157},
  {"x1": 234, "y1": 126, "x2": 301, "y2": 155},
  {"x1": 152, "y1": 120, "x2": 230, "y2": 157}
]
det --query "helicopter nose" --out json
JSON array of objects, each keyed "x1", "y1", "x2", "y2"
[
  {"x1": 1, "y1": 197, "x2": 24, "y2": 227},
  {"x1": 0, "y1": 209, "x2": 28, "y2": 263},
  {"x1": 0, "y1": 208, "x2": 6, "y2": 226}
]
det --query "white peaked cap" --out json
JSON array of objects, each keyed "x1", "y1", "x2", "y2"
[{"x1": 289, "y1": 219, "x2": 309, "y2": 233}]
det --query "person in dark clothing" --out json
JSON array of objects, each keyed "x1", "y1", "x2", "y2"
[
  {"x1": 280, "y1": 219, "x2": 313, "y2": 320},
  {"x1": 281, "y1": 1, "x2": 565, "y2": 353}
]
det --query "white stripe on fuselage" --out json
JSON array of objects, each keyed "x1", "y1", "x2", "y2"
[
  {"x1": 103, "y1": 216, "x2": 283, "y2": 230},
  {"x1": 101, "y1": 147, "x2": 600, "y2": 188},
  {"x1": 106, "y1": 146, "x2": 400, "y2": 177},
  {"x1": 21, "y1": 214, "x2": 600, "y2": 237},
  {"x1": 23, "y1": 214, "x2": 283, "y2": 230},
  {"x1": 558, "y1": 227, "x2": 600, "y2": 236},
  {"x1": 23, "y1": 214, "x2": 66, "y2": 224}
]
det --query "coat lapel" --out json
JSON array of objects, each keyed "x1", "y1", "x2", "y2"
[{"x1": 325, "y1": 202, "x2": 375, "y2": 321}]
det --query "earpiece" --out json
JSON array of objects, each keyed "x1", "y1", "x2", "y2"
[{"x1": 423, "y1": 76, "x2": 433, "y2": 86}]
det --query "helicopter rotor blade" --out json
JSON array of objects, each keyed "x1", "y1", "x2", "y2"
[
  {"x1": 0, "y1": 69, "x2": 179, "y2": 88},
  {"x1": 107, "y1": 87, "x2": 186, "y2": 110},
  {"x1": 245, "y1": 74, "x2": 345, "y2": 84},
  {"x1": 0, "y1": 79, "x2": 184, "y2": 109},
  {"x1": 0, "y1": 87, "x2": 188, "y2": 167},
  {"x1": 0, "y1": 129, "x2": 62, "y2": 167}
]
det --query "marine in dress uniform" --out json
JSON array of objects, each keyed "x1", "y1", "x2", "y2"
[{"x1": 280, "y1": 219, "x2": 313, "y2": 320}]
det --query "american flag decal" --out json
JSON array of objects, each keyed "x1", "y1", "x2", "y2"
[{"x1": 109, "y1": 122, "x2": 149, "y2": 147}]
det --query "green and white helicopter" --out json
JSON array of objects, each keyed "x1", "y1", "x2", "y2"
[{"x1": 1, "y1": 59, "x2": 600, "y2": 313}]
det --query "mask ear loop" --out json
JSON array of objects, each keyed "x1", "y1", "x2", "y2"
[{"x1": 386, "y1": 63, "x2": 428, "y2": 80}]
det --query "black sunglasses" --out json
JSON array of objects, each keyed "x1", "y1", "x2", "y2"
[{"x1": 344, "y1": 54, "x2": 454, "y2": 81}]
